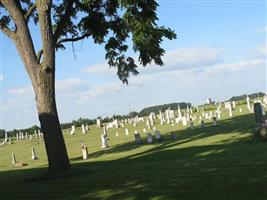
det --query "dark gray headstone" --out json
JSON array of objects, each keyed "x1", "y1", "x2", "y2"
[
  {"x1": 171, "y1": 132, "x2": 177, "y2": 140},
  {"x1": 134, "y1": 133, "x2": 142, "y2": 144},
  {"x1": 254, "y1": 103, "x2": 264, "y2": 124}
]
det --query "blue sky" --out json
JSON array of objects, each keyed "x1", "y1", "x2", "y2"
[{"x1": 0, "y1": 1, "x2": 266, "y2": 130}]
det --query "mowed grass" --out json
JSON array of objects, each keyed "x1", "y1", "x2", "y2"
[{"x1": 0, "y1": 105, "x2": 267, "y2": 200}]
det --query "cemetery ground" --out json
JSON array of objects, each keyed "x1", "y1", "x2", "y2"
[{"x1": 0, "y1": 105, "x2": 267, "y2": 200}]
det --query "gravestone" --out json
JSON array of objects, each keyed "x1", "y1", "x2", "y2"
[
  {"x1": 81, "y1": 146, "x2": 88, "y2": 160},
  {"x1": 82, "y1": 124, "x2": 87, "y2": 134},
  {"x1": 31, "y1": 147, "x2": 38, "y2": 160},
  {"x1": 246, "y1": 95, "x2": 251, "y2": 111},
  {"x1": 254, "y1": 103, "x2": 264, "y2": 124},
  {"x1": 146, "y1": 120, "x2": 151, "y2": 130},
  {"x1": 12, "y1": 153, "x2": 16, "y2": 164},
  {"x1": 134, "y1": 132, "x2": 142, "y2": 144},
  {"x1": 213, "y1": 117, "x2": 217, "y2": 127},
  {"x1": 4, "y1": 133, "x2": 8, "y2": 144},
  {"x1": 182, "y1": 117, "x2": 187, "y2": 126},
  {"x1": 170, "y1": 132, "x2": 177, "y2": 140},
  {"x1": 189, "y1": 119, "x2": 194, "y2": 130},
  {"x1": 254, "y1": 102, "x2": 267, "y2": 139},
  {"x1": 160, "y1": 111, "x2": 164, "y2": 125},
  {"x1": 70, "y1": 125, "x2": 75, "y2": 135},
  {"x1": 97, "y1": 119, "x2": 102, "y2": 127},
  {"x1": 116, "y1": 132, "x2": 119, "y2": 137},
  {"x1": 201, "y1": 120, "x2": 205, "y2": 128},
  {"x1": 155, "y1": 130, "x2": 162, "y2": 141},
  {"x1": 125, "y1": 128, "x2": 129, "y2": 136},
  {"x1": 229, "y1": 106, "x2": 233, "y2": 117},
  {"x1": 103, "y1": 126, "x2": 108, "y2": 139},
  {"x1": 147, "y1": 133, "x2": 153, "y2": 143},
  {"x1": 101, "y1": 134, "x2": 108, "y2": 148}
]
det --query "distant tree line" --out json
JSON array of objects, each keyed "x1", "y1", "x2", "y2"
[
  {"x1": 139, "y1": 102, "x2": 191, "y2": 116},
  {"x1": 0, "y1": 125, "x2": 40, "y2": 139},
  {"x1": 229, "y1": 92, "x2": 265, "y2": 102}
]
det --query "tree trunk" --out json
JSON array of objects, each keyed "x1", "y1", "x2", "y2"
[
  {"x1": 33, "y1": 67, "x2": 70, "y2": 172},
  {"x1": 1, "y1": 1, "x2": 70, "y2": 172}
]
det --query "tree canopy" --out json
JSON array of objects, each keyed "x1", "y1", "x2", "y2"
[{"x1": 0, "y1": 0, "x2": 176, "y2": 83}]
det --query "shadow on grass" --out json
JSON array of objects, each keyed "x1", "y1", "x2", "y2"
[
  {"x1": 1, "y1": 114, "x2": 267, "y2": 200},
  {"x1": 71, "y1": 113, "x2": 257, "y2": 161}
]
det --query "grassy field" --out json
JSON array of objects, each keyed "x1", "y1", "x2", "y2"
[{"x1": 0, "y1": 104, "x2": 267, "y2": 200}]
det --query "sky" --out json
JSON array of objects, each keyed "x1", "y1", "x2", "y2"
[{"x1": 0, "y1": 0, "x2": 266, "y2": 130}]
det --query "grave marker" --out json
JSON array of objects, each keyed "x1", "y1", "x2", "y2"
[
  {"x1": 147, "y1": 133, "x2": 153, "y2": 143},
  {"x1": 31, "y1": 147, "x2": 38, "y2": 160}
]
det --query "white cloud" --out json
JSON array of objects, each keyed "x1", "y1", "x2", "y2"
[
  {"x1": 76, "y1": 82, "x2": 122, "y2": 104},
  {"x1": 250, "y1": 43, "x2": 267, "y2": 58},
  {"x1": 56, "y1": 78, "x2": 83, "y2": 93},
  {"x1": 7, "y1": 85, "x2": 33, "y2": 96},
  {"x1": 82, "y1": 46, "x2": 222, "y2": 76},
  {"x1": 0, "y1": 75, "x2": 3, "y2": 81},
  {"x1": 82, "y1": 62, "x2": 116, "y2": 75},
  {"x1": 255, "y1": 27, "x2": 267, "y2": 33}
]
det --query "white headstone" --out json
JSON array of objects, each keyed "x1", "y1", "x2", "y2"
[
  {"x1": 70, "y1": 125, "x2": 75, "y2": 135},
  {"x1": 101, "y1": 134, "x2": 108, "y2": 148},
  {"x1": 12, "y1": 153, "x2": 16, "y2": 164},
  {"x1": 82, "y1": 146, "x2": 88, "y2": 160},
  {"x1": 96, "y1": 119, "x2": 102, "y2": 127},
  {"x1": 82, "y1": 124, "x2": 87, "y2": 134},
  {"x1": 182, "y1": 117, "x2": 187, "y2": 126},
  {"x1": 125, "y1": 128, "x2": 129, "y2": 136},
  {"x1": 246, "y1": 95, "x2": 251, "y2": 111},
  {"x1": 31, "y1": 147, "x2": 38, "y2": 160}
]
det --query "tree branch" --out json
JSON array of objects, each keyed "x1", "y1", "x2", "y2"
[
  {"x1": 57, "y1": 33, "x2": 91, "y2": 45},
  {"x1": 53, "y1": 0, "x2": 75, "y2": 44},
  {"x1": 37, "y1": 49, "x2": 43, "y2": 62},
  {"x1": 24, "y1": 3, "x2": 36, "y2": 22},
  {"x1": 0, "y1": 23, "x2": 15, "y2": 39}
]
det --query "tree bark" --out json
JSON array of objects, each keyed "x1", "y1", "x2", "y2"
[{"x1": 33, "y1": 66, "x2": 71, "y2": 172}]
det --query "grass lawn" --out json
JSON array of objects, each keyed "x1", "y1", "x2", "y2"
[{"x1": 0, "y1": 105, "x2": 267, "y2": 200}]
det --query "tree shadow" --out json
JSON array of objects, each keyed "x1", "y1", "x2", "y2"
[
  {"x1": 1, "y1": 114, "x2": 267, "y2": 200},
  {"x1": 71, "y1": 113, "x2": 258, "y2": 161}
]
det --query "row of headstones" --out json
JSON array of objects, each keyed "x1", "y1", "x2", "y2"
[
  {"x1": 100, "y1": 118, "x2": 219, "y2": 149},
  {"x1": 97, "y1": 104, "x2": 230, "y2": 131},
  {"x1": 16, "y1": 130, "x2": 43, "y2": 141},
  {"x1": 71, "y1": 97, "x2": 261, "y2": 136},
  {"x1": 70, "y1": 124, "x2": 89, "y2": 135},
  {"x1": 77, "y1": 95, "x2": 265, "y2": 132},
  {"x1": 1, "y1": 130, "x2": 43, "y2": 146},
  {"x1": 11, "y1": 147, "x2": 38, "y2": 166}
]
